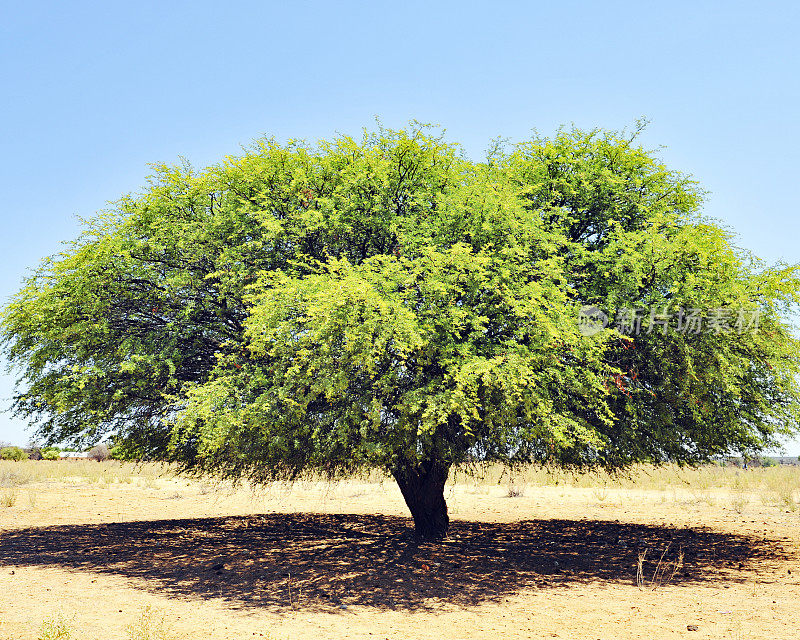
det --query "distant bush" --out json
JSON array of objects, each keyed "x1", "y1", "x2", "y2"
[
  {"x1": 88, "y1": 444, "x2": 110, "y2": 462},
  {"x1": 41, "y1": 446, "x2": 61, "y2": 460},
  {"x1": 0, "y1": 446, "x2": 28, "y2": 461}
]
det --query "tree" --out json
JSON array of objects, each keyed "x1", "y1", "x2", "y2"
[
  {"x1": 40, "y1": 446, "x2": 61, "y2": 461},
  {"x1": 3, "y1": 123, "x2": 800, "y2": 538},
  {"x1": 88, "y1": 443, "x2": 111, "y2": 462},
  {"x1": 0, "y1": 446, "x2": 28, "y2": 461}
]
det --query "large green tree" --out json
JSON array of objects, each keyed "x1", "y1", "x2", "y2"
[{"x1": 4, "y1": 124, "x2": 799, "y2": 538}]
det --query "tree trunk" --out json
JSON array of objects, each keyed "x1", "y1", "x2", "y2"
[{"x1": 392, "y1": 462, "x2": 450, "y2": 540}]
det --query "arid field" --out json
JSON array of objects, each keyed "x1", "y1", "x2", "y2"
[{"x1": 1, "y1": 460, "x2": 799, "y2": 640}]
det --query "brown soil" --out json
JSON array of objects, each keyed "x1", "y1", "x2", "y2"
[{"x1": 1, "y1": 474, "x2": 798, "y2": 639}]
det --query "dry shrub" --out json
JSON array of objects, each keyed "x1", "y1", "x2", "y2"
[
  {"x1": 1, "y1": 489, "x2": 18, "y2": 507},
  {"x1": 88, "y1": 444, "x2": 111, "y2": 462},
  {"x1": 506, "y1": 483, "x2": 525, "y2": 498}
]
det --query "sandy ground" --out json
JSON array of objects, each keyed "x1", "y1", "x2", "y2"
[{"x1": 1, "y1": 470, "x2": 799, "y2": 639}]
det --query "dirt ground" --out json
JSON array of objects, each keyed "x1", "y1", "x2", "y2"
[{"x1": 1, "y1": 466, "x2": 799, "y2": 639}]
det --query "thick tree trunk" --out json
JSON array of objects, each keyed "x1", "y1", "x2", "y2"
[{"x1": 392, "y1": 462, "x2": 450, "y2": 540}]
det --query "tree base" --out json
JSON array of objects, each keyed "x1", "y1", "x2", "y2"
[{"x1": 393, "y1": 462, "x2": 450, "y2": 540}]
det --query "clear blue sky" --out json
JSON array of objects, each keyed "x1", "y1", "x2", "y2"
[{"x1": 1, "y1": 1, "x2": 798, "y2": 453}]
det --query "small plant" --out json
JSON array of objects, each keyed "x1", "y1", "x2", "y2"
[
  {"x1": 37, "y1": 614, "x2": 73, "y2": 640},
  {"x1": 689, "y1": 487, "x2": 715, "y2": 506},
  {"x1": 729, "y1": 491, "x2": 749, "y2": 514},
  {"x1": 729, "y1": 474, "x2": 750, "y2": 513},
  {"x1": 0, "y1": 446, "x2": 27, "y2": 461},
  {"x1": 506, "y1": 483, "x2": 524, "y2": 498},
  {"x1": 1, "y1": 489, "x2": 18, "y2": 507},
  {"x1": 592, "y1": 486, "x2": 609, "y2": 502},
  {"x1": 636, "y1": 544, "x2": 684, "y2": 590},
  {"x1": 126, "y1": 606, "x2": 180, "y2": 640}
]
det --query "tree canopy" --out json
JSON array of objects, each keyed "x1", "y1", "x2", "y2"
[{"x1": 4, "y1": 123, "x2": 800, "y2": 538}]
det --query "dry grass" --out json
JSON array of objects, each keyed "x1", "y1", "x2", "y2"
[
  {"x1": 0, "y1": 460, "x2": 174, "y2": 488},
  {"x1": 1, "y1": 489, "x2": 18, "y2": 507},
  {"x1": 729, "y1": 489, "x2": 750, "y2": 514},
  {"x1": 2, "y1": 459, "x2": 798, "y2": 515},
  {"x1": 762, "y1": 471, "x2": 800, "y2": 511},
  {"x1": 37, "y1": 614, "x2": 73, "y2": 640},
  {"x1": 506, "y1": 480, "x2": 525, "y2": 497},
  {"x1": 451, "y1": 461, "x2": 800, "y2": 513},
  {"x1": 125, "y1": 606, "x2": 182, "y2": 640},
  {"x1": 636, "y1": 544, "x2": 684, "y2": 590}
]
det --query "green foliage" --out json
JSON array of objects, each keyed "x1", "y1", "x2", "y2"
[
  {"x1": 0, "y1": 446, "x2": 28, "y2": 461},
  {"x1": 3, "y1": 121, "x2": 800, "y2": 536},
  {"x1": 109, "y1": 445, "x2": 127, "y2": 460},
  {"x1": 109, "y1": 437, "x2": 144, "y2": 461},
  {"x1": 40, "y1": 446, "x2": 60, "y2": 460}
]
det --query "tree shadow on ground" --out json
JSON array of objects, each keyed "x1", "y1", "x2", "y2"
[{"x1": 0, "y1": 514, "x2": 791, "y2": 610}]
